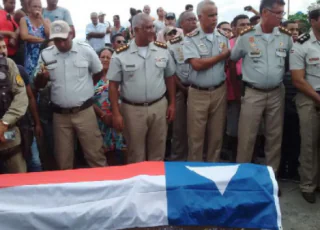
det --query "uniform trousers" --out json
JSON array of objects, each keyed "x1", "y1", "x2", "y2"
[
  {"x1": 53, "y1": 106, "x2": 106, "y2": 170},
  {"x1": 237, "y1": 85, "x2": 285, "y2": 174},
  {"x1": 171, "y1": 90, "x2": 188, "y2": 161},
  {"x1": 187, "y1": 83, "x2": 227, "y2": 162},
  {"x1": 121, "y1": 97, "x2": 168, "y2": 163},
  {"x1": 295, "y1": 93, "x2": 320, "y2": 193},
  {"x1": 0, "y1": 127, "x2": 27, "y2": 173}
]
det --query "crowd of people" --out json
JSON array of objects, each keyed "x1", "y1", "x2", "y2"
[{"x1": 0, "y1": 0, "x2": 320, "y2": 206}]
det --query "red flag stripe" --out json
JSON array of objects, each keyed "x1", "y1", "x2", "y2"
[{"x1": 0, "y1": 162, "x2": 165, "y2": 188}]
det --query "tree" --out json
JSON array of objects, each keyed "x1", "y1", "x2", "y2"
[{"x1": 288, "y1": 12, "x2": 310, "y2": 34}]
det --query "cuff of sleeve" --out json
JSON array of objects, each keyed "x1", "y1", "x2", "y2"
[{"x1": 1, "y1": 115, "x2": 16, "y2": 127}]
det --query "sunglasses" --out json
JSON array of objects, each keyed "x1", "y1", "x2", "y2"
[{"x1": 116, "y1": 40, "x2": 126, "y2": 44}]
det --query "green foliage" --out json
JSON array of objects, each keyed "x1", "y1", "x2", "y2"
[{"x1": 288, "y1": 12, "x2": 310, "y2": 33}]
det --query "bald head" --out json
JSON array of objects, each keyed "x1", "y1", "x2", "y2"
[
  {"x1": 132, "y1": 13, "x2": 152, "y2": 29},
  {"x1": 197, "y1": 0, "x2": 215, "y2": 16},
  {"x1": 143, "y1": 5, "x2": 151, "y2": 15}
]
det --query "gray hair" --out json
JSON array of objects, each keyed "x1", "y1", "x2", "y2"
[
  {"x1": 197, "y1": 0, "x2": 215, "y2": 16},
  {"x1": 132, "y1": 13, "x2": 151, "y2": 29}
]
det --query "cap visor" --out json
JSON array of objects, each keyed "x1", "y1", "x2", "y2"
[{"x1": 50, "y1": 33, "x2": 69, "y2": 40}]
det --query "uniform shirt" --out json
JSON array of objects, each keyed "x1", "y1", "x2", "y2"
[
  {"x1": 167, "y1": 36, "x2": 190, "y2": 84},
  {"x1": 230, "y1": 24, "x2": 293, "y2": 89},
  {"x1": 2, "y1": 58, "x2": 28, "y2": 126},
  {"x1": 183, "y1": 28, "x2": 229, "y2": 87},
  {"x1": 85, "y1": 23, "x2": 107, "y2": 52},
  {"x1": 42, "y1": 7, "x2": 74, "y2": 25},
  {"x1": 290, "y1": 31, "x2": 320, "y2": 91},
  {"x1": 107, "y1": 40, "x2": 176, "y2": 103},
  {"x1": 34, "y1": 42, "x2": 102, "y2": 108}
]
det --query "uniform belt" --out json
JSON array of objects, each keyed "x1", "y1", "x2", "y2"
[
  {"x1": 122, "y1": 94, "x2": 165, "y2": 106},
  {"x1": 52, "y1": 98, "x2": 93, "y2": 114},
  {"x1": 182, "y1": 83, "x2": 191, "y2": 87},
  {"x1": 190, "y1": 81, "x2": 225, "y2": 91},
  {"x1": 245, "y1": 82, "x2": 280, "y2": 92}
]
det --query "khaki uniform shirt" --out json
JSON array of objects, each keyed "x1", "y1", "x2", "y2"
[
  {"x1": 231, "y1": 24, "x2": 293, "y2": 89},
  {"x1": 290, "y1": 31, "x2": 320, "y2": 91},
  {"x1": 0, "y1": 58, "x2": 28, "y2": 150},
  {"x1": 34, "y1": 42, "x2": 102, "y2": 108},
  {"x1": 107, "y1": 40, "x2": 176, "y2": 103},
  {"x1": 183, "y1": 28, "x2": 229, "y2": 87},
  {"x1": 167, "y1": 35, "x2": 190, "y2": 84}
]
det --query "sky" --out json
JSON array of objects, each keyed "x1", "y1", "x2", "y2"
[{"x1": 12, "y1": 0, "x2": 315, "y2": 40}]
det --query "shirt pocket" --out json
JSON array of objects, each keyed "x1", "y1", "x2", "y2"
[
  {"x1": 46, "y1": 63, "x2": 58, "y2": 80},
  {"x1": 248, "y1": 51, "x2": 262, "y2": 69},
  {"x1": 306, "y1": 58, "x2": 320, "y2": 76},
  {"x1": 74, "y1": 60, "x2": 89, "y2": 77},
  {"x1": 123, "y1": 65, "x2": 138, "y2": 81},
  {"x1": 155, "y1": 58, "x2": 167, "y2": 77},
  {"x1": 275, "y1": 50, "x2": 287, "y2": 67}
]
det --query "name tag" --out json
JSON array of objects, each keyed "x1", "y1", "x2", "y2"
[
  {"x1": 249, "y1": 51, "x2": 262, "y2": 58},
  {"x1": 309, "y1": 57, "x2": 320, "y2": 62},
  {"x1": 126, "y1": 64, "x2": 136, "y2": 68}
]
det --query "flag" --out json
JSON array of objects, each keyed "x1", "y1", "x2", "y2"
[{"x1": 0, "y1": 162, "x2": 282, "y2": 230}]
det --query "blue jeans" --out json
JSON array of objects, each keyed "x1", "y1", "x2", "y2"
[{"x1": 27, "y1": 136, "x2": 42, "y2": 172}]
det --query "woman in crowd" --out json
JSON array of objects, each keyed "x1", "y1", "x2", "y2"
[
  {"x1": 19, "y1": 0, "x2": 50, "y2": 78},
  {"x1": 93, "y1": 48, "x2": 126, "y2": 165}
]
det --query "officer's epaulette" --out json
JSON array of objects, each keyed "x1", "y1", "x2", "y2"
[
  {"x1": 297, "y1": 33, "x2": 310, "y2": 44},
  {"x1": 115, "y1": 44, "x2": 130, "y2": 54},
  {"x1": 278, "y1": 26, "x2": 292, "y2": 36},
  {"x1": 239, "y1": 26, "x2": 255, "y2": 36},
  {"x1": 169, "y1": 36, "x2": 182, "y2": 44},
  {"x1": 154, "y1": 41, "x2": 167, "y2": 49},
  {"x1": 186, "y1": 30, "x2": 199, "y2": 37}
]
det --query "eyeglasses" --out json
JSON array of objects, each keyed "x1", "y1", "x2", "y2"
[
  {"x1": 266, "y1": 8, "x2": 286, "y2": 17},
  {"x1": 116, "y1": 40, "x2": 126, "y2": 44}
]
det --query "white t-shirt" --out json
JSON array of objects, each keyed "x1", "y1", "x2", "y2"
[
  {"x1": 262, "y1": 33, "x2": 273, "y2": 42},
  {"x1": 85, "y1": 22, "x2": 107, "y2": 52},
  {"x1": 137, "y1": 46, "x2": 148, "y2": 58},
  {"x1": 206, "y1": 33, "x2": 214, "y2": 42},
  {"x1": 103, "y1": 21, "x2": 111, "y2": 44}
]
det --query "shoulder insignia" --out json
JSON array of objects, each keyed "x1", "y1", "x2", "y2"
[
  {"x1": 154, "y1": 41, "x2": 167, "y2": 49},
  {"x1": 297, "y1": 33, "x2": 310, "y2": 44},
  {"x1": 239, "y1": 26, "x2": 255, "y2": 36},
  {"x1": 115, "y1": 44, "x2": 130, "y2": 54},
  {"x1": 169, "y1": 36, "x2": 183, "y2": 45},
  {"x1": 186, "y1": 30, "x2": 200, "y2": 38},
  {"x1": 278, "y1": 26, "x2": 292, "y2": 36},
  {"x1": 16, "y1": 74, "x2": 24, "y2": 87}
]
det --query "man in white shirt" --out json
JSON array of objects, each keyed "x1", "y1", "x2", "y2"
[
  {"x1": 86, "y1": 12, "x2": 107, "y2": 52},
  {"x1": 153, "y1": 7, "x2": 166, "y2": 35},
  {"x1": 98, "y1": 11, "x2": 112, "y2": 47}
]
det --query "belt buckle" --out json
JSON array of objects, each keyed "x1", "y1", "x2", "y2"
[{"x1": 143, "y1": 102, "x2": 149, "y2": 107}]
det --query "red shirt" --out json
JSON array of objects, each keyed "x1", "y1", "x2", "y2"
[
  {"x1": 226, "y1": 37, "x2": 242, "y2": 101},
  {"x1": 0, "y1": 10, "x2": 18, "y2": 56}
]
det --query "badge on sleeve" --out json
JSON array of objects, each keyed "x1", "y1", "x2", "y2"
[{"x1": 16, "y1": 74, "x2": 24, "y2": 87}]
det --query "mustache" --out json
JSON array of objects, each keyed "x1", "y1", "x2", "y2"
[{"x1": 0, "y1": 53, "x2": 6, "y2": 57}]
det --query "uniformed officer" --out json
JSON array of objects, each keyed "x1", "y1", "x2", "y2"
[
  {"x1": 230, "y1": 0, "x2": 293, "y2": 175},
  {"x1": 167, "y1": 11, "x2": 197, "y2": 161},
  {"x1": 34, "y1": 20, "x2": 106, "y2": 170},
  {"x1": 0, "y1": 34, "x2": 28, "y2": 173},
  {"x1": 107, "y1": 13, "x2": 176, "y2": 164},
  {"x1": 183, "y1": 0, "x2": 230, "y2": 162},
  {"x1": 290, "y1": 3, "x2": 320, "y2": 203}
]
